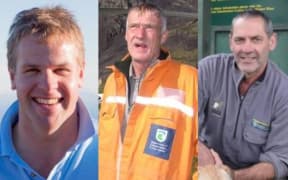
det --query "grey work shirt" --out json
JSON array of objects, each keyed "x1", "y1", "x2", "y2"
[{"x1": 199, "y1": 53, "x2": 288, "y2": 178}]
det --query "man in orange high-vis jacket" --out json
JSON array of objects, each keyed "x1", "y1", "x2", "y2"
[{"x1": 99, "y1": 3, "x2": 198, "y2": 180}]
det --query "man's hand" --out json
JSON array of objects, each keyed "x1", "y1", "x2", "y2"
[
  {"x1": 198, "y1": 141, "x2": 234, "y2": 180},
  {"x1": 210, "y1": 149, "x2": 223, "y2": 165},
  {"x1": 198, "y1": 141, "x2": 215, "y2": 166},
  {"x1": 209, "y1": 149, "x2": 275, "y2": 180},
  {"x1": 198, "y1": 165, "x2": 233, "y2": 180}
]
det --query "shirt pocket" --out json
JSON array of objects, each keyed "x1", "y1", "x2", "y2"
[
  {"x1": 203, "y1": 99, "x2": 225, "y2": 141},
  {"x1": 209, "y1": 98, "x2": 225, "y2": 118},
  {"x1": 238, "y1": 120, "x2": 269, "y2": 164},
  {"x1": 133, "y1": 116, "x2": 177, "y2": 179},
  {"x1": 100, "y1": 102, "x2": 117, "y2": 121},
  {"x1": 99, "y1": 103, "x2": 119, "y2": 147},
  {"x1": 243, "y1": 120, "x2": 269, "y2": 145}
]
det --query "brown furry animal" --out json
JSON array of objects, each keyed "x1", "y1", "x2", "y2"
[
  {"x1": 199, "y1": 165, "x2": 233, "y2": 180},
  {"x1": 198, "y1": 141, "x2": 233, "y2": 180}
]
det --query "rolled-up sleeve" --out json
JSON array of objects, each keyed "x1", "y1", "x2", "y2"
[{"x1": 260, "y1": 151, "x2": 288, "y2": 178}]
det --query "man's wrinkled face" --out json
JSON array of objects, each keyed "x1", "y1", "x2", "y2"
[
  {"x1": 125, "y1": 10, "x2": 167, "y2": 63},
  {"x1": 230, "y1": 17, "x2": 276, "y2": 78}
]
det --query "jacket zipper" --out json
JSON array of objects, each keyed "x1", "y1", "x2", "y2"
[
  {"x1": 233, "y1": 95, "x2": 245, "y2": 138},
  {"x1": 116, "y1": 60, "x2": 153, "y2": 179}
]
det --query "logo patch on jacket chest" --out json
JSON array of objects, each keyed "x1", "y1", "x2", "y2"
[
  {"x1": 144, "y1": 124, "x2": 175, "y2": 160},
  {"x1": 251, "y1": 118, "x2": 270, "y2": 131}
]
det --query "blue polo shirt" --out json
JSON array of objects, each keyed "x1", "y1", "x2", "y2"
[{"x1": 0, "y1": 100, "x2": 98, "y2": 180}]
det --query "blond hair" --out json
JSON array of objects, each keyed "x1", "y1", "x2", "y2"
[{"x1": 7, "y1": 6, "x2": 85, "y2": 71}]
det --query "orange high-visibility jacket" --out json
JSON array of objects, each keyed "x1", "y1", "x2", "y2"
[{"x1": 99, "y1": 50, "x2": 198, "y2": 180}]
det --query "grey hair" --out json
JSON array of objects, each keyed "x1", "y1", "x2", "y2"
[
  {"x1": 126, "y1": 3, "x2": 167, "y2": 33},
  {"x1": 231, "y1": 8, "x2": 273, "y2": 36}
]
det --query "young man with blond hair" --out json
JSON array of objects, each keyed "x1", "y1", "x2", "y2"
[{"x1": 0, "y1": 6, "x2": 97, "y2": 179}]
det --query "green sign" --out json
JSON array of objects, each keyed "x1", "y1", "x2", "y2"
[{"x1": 211, "y1": 0, "x2": 288, "y2": 26}]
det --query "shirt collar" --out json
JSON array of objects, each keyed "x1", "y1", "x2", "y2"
[
  {"x1": 74, "y1": 98, "x2": 96, "y2": 145},
  {"x1": 129, "y1": 58, "x2": 159, "y2": 79},
  {"x1": 0, "y1": 101, "x2": 18, "y2": 157},
  {"x1": 232, "y1": 57, "x2": 267, "y2": 87},
  {"x1": 0, "y1": 99, "x2": 96, "y2": 156}
]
